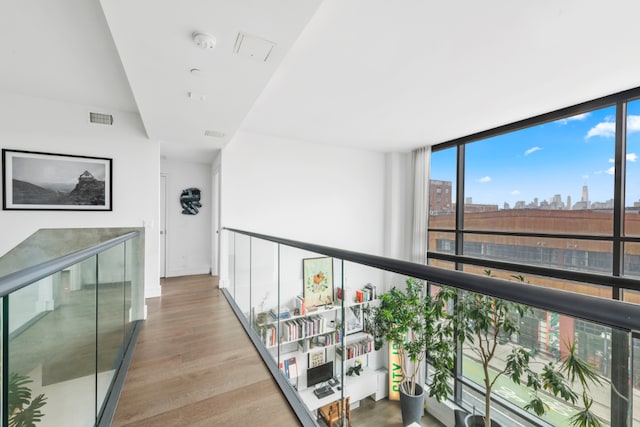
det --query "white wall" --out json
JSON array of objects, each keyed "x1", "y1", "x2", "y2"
[
  {"x1": 160, "y1": 158, "x2": 212, "y2": 277},
  {"x1": 0, "y1": 92, "x2": 161, "y2": 298},
  {"x1": 221, "y1": 130, "x2": 387, "y2": 255}
]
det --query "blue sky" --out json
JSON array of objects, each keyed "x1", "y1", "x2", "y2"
[{"x1": 430, "y1": 101, "x2": 640, "y2": 208}]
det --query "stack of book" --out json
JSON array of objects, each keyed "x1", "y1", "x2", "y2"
[
  {"x1": 355, "y1": 283, "x2": 376, "y2": 303},
  {"x1": 261, "y1": 324, "x2": 277, "y2": 347},
  {"x1": 337, "y1": 337, "x2": 373, "y2": 360},
  {"x1": 270, "y1": 307, "x2": 291, "y2": 320},
  {"x1": 280, "y1": 356, "x2": 298, "y2": 380},
  {"x1": 280, "y1": 315, "x2": 328, "y2": 343}
]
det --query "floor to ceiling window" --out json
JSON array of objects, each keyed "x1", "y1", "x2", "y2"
[{"x1": 428, "y1": 88, "x2": 640, "y2": 426}]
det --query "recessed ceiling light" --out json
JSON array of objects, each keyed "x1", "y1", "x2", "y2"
[{"x1": 192, "y1": 32, "x2": 216, "y2": 50}]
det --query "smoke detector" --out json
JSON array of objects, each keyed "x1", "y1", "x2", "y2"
[{"x1": 192, "y1": 32, "x2": 216, "y2": 50}]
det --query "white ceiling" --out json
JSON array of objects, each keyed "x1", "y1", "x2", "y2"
[{"x1": 4, "y1": 1, "x2": 640, "y2": 161}]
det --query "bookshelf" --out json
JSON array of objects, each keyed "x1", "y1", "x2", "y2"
[{"x1": 254, "y1": 291, "x2": 383, "y2": 410}]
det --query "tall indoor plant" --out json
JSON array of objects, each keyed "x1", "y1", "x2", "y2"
[
  {"x1": 366, "y1": 277, "x2": 448, "y2": 425},
  {"x1": 9, "y1": 372, "x2": 47, "y2": 427},
  {"x1": 428, "y1": 272, "x2": 622, "y2": 427}
]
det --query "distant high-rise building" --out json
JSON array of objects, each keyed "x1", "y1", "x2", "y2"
[
  {"x1": 503, "y1": 202, "x2": 510, "y2": 210},
  {"x1": 582, "y1": 185, "x2": 589, "y2": 202},
  {"x1": 567, "y1": 195, "x2": 572, "y2": 210}
]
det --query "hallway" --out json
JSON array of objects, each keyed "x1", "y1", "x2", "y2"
[{"x1": 112, "y1": 275, "x2": 299, "y2": 426}]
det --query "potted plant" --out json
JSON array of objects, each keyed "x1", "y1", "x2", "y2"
[
  {"x1": 428, "y1": 271, "x2": 623, "y2": 427},
  {"x1": 9, "y1": 372, "x2": 47, "y2": 427},
  {"x1": 366, "y1": 278, "x2": 447, "y2": 426}
]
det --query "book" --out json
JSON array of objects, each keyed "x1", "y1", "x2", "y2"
[
  {"x1": 295, "y1": 295, "x2": 306, "y2": 316},
  {"x1": 270, "y1": 307, "x2": 291, "y2": 320},
  {"x1": 285, "y1": 356, "x2": 298, "y2": 379},
  {"x1": 364, "y1": 283, "x2": 376, "y2": 300}
]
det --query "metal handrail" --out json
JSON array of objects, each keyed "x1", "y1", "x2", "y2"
[
  {"x1": 0, "y1": 231, "x2": 140, "y2": 298},
  {"x1": 225, "y1": 227, "x2": 640, "y2": 332}
]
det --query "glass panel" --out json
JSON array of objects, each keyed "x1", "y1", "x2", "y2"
[
  {"x1": 624, "y1": 242, "x2": 640, "y2": 279},
  {"x1": 462, "y1": 234, "x2": 613, "y2": 275},
  {"x1": 428, "y1": 231, "x2": 455, "y2": 255},
  {"x1": 464, "y1": 106, "x2": 616, "y2": 234},
  {"x1": 124, "y1": 238, "x2": 133, "y2": 342},
  {"x1": 9, "y1": 257, "x2": 98, "y2": 427},
  {"x1": 429, "y1": 147, "x2": 457, "y2": 230},
  {"x1": 251, "y1": 238, "x2": 279, "y2": 348},
  {"x1": 626, "y1": 99, "x2": 640, "y2": 236},
  {"x1": 634, "y1": 335, "x2": 640, "y2": 425},
  {"x1": 461, "y1": 265, "x2": 613, "y2": 298},
  {"x1": 227, "y1": 231, "x2": 236, "y2": 298},
  {"x1": 96, "y1": 243, "x2": 126, "y2": 414},
  {"x1": 450, "y1": 287, "x2": 621, "y2": 426},
  {"x1": 234, "y1": 233, "x2": 251, "y2": 319},
  {"x1": 273, "y1": 245, "x2": 345, "y2": 411},
  {"x1": 340, "y1": 261, "x2": 384, "y2": 416}
]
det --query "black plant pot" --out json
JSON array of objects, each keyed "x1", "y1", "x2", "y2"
[
  {"x1": 465, "y1": 414, "x2": 502, "y2": 427},
  {"x1": 399, "y1": 382, "x2": 425, "y2": 426}
]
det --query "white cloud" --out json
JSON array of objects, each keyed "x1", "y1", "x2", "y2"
[
  {"x1": 606, "y1": 166, "x2": 615, "y2": 175},
  {"x1": 582, "y1": 175, "x2": 590, "y2": 179},
  {"x1": 629, "y1": 115, "x2": 640, "y2": 134},
  {"x1": 511, "y1": 190, "x2": 520, "y2": 195},
  {"x1": 608, "y1": 153, "x2": 637, "y2": 163},
  {"x1": 478, "y1": 176, "x2": 491, "y2": 183},
  {"x1": 524, "y1": 146, "x2": 542, "y2": 156},
  {"x1": 557, "y1": 113, "x2": 589, "y2": 125},
  {"x1": 586, "y1": 115, "x2": 640, "y2": 139},
  {"x1": 586, "y1": 121, "x2": 615, "y2": 139}
]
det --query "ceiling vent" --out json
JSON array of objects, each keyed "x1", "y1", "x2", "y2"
[
  {"x1": 89, "y1": 112, "x2": 113, "y2": 125},
  {"x1": 204, "y1": 130, "x2": 225, "y2": 138},
  {"x1": 233, "y1": 32, "x2": 275, "y2": 62}
]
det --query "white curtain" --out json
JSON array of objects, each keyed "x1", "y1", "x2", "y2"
[{"x1": 411, "y1": 146, "x2": 430, "y2": 264}]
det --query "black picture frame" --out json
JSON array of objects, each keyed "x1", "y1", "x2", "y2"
[
  {"x1": 345, "y1": 304, "x2": 364, "y2": 335},
  {"x1": 2, "y1": 149, "x2": 112, "y2": 211}
]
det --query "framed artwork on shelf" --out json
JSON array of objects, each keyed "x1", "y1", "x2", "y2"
[
  {"x1": 345, "y1": 305, "x2": 363, "y2": 335},
  {"x1": 2, "y1": 149, "x2": 112, "y2": 211},
  {"x1": 303, "y1": 257, "x2": 334, "y2": 307},
  {"x1": 308, "y1": 350, "x2": 326, "y2": 368}
]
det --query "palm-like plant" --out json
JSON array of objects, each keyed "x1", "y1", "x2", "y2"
[{"x1": 8, "y1": 373, "x2": 47, "y2": 427}]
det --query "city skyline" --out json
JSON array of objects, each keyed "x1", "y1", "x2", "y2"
[{"x1": 430, "y1": 100, "x2": 640, "y2": 208}]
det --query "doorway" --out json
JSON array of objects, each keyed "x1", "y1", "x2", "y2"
[{"x1": 160, "y1": 174, "x2": 167, "y2": 278}]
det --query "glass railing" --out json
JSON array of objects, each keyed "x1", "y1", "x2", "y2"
[
  {"x1": 222, "y1": 228, "x2": 640, "y2": 427},
  {"x1": 0, "y1": 228, "x2": 144, "y2": 427}
]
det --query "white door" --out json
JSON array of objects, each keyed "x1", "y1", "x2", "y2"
[
  {"x1": 160, "y1": 174, "x2": 167, "y2": 278},
  {"x1": 211, "y1": 169, "x2": 220, "y2": 275}
]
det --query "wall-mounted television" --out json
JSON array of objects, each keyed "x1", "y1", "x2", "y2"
[{"x1": 306, "y1": 361, "x2": 333, "y2": 387}]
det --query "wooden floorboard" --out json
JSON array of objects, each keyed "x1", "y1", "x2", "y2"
[
  {"x1": 112, "y1": 275, "x2": 300, "y2": 427},
  {"x1": 112, "y1": 274, "x2": 445, "y2": 427}
]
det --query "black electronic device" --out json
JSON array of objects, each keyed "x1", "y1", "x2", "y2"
[
  {"x1": 313, "y1": 385, "x2": 335, "y2": 399},
  {"x1": 306, "y1": 361, "x2": 334, "y2": 388}
]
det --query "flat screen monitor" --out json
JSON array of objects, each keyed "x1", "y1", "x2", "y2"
[{"x1": 306, "y1": 361, "x2": 333, "y2": 387}]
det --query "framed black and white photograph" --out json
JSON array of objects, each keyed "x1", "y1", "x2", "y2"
[
  {"x1": 345, "y1": 305, "x2": 363, "y2": 335},
  {"x1": 2, "y1": 149, "x2": 112, "y2": 211}
]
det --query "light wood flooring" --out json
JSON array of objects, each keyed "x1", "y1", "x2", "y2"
[{"x1": 112, "y1": 275, "x2": 444, "y2": 427}]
